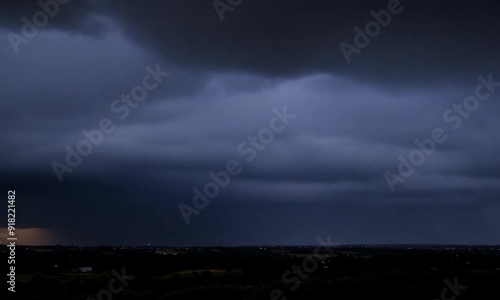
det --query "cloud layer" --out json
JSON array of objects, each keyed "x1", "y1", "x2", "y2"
[{"x1": 1, "y1": 0, "x2": 499, "y2": 245}]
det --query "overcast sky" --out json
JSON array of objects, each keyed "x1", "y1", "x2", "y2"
[{"x1": 1, "y1": 0, "x2": 500, "y2": 246}]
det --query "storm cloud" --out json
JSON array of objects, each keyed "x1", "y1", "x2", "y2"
[{"x1": 1, "y1": 0, "x2": 499, "y2": 245}]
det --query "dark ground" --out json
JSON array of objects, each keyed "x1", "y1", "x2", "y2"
[{"x1": 2, "y1": 245, "x2": 500, "y2": 299}]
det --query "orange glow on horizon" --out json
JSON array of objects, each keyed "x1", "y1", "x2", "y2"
[{"x1": 0, "y1": 228, "x2": 62, "y2": 245}]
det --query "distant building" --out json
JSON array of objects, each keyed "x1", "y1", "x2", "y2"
[{"x1": 78, "y1": 267, "x2": 92, "y2": 273}]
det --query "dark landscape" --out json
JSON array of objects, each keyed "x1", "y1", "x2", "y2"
[
  {"x1": 2, "y1": 245, "x2": 500, "y2": 299},
  {"x1": 2, "y1": 0, "x2": 500, "y2": 298}
]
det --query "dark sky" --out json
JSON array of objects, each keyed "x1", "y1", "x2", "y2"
[{"x1": 1, "y1": 0, "x2": 500, "y2": 246}]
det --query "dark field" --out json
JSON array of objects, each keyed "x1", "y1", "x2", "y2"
[{"x1": 2, "y1": 245, "x2": 500, "y2": 299}]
